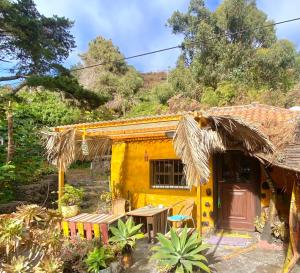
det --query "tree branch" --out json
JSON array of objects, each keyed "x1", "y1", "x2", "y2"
[{"x1": 0, "y1": 75, "x2": 24, "y2": 81}]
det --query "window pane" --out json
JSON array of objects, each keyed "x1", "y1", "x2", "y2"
[{"x1": 150, "y1": 159, "x2": 187, "y2": 188}]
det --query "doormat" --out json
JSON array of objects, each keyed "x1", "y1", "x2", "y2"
[{"x1": 205, "y1": 235, "x2": 251, "y2": 247}]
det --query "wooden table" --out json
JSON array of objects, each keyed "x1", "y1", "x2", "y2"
[
  {"x1": 126, "y1": 206, "x2": 169, "y2": 242},
  {"x1": 62, "y1": 213, "x2": 124, "y2": 244}
]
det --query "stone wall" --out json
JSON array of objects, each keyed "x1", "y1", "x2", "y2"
[{"x1": 0, "y1": 174, "x2": 58, "y2": 214}]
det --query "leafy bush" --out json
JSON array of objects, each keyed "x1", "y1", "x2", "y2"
[
  {"x1": 151, "y1": 227, "x2": 210, "y2": 273},
  {"x1": 85, "y1": 247, "x2": 113, "y2": 272},
  {"x1": 0, "y1": 163, "x2": 16, "y2": 203},
  {"x1": 109, "y1": 218, "x2": 144, "y2": 253},
  {"x1": 127, "y1": 101, "x2": 167, "y2": 117},
  {"x1": 61, "y1": 184, "x2": 84, "y2": 206}
]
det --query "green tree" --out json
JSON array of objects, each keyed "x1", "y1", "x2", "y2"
[
  {"x1": 168, "y1": 0, "x2": 298, "y2": 91},
  {"x1": 0, "y1": 0, "x2": 103, "y2": 108},
  {"x1": 77, "y1": 36, "x2": 143, "y2": 116}
]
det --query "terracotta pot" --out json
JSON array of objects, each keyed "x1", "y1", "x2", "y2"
[
  {"x1": 121, "y1": 252, "x2": 133, "y2": 269},
  {"x1": 61, "y1": 205, "x2": 79, "y2": 218}
]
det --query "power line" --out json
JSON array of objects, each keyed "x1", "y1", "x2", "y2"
[{"x1": 70, "y1": 17, "x2": 300, "y2": 72}]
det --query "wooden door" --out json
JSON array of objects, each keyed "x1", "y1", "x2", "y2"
[{"x1": 217, "y1": 152, "x2": 259, "y2": 231}]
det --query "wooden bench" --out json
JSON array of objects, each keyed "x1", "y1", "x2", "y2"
[{"x1": 61, "y1": 213, "x2": 124, "y2": 244}]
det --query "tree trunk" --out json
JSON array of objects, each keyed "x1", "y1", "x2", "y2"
[
  {"x1": 261, "y1": 167, "x2": 278, "y2": 242},
  {"x1": 6, "y1": 101, "x2": 14, "y2": 163}
]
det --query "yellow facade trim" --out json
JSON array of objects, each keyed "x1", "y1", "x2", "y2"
[{"x1": 55, "y1": 114, "x2": 183, "y2": 131}]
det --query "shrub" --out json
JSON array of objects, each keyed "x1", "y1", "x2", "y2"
[
  {"x1": 151, "y1": 227, "x2": 210, "y2": 273},
  {"x1": 61, "y1": 184, "x2": 84, "y2": 206},
  {"x1": 60, "y1": 237, "x2": 101, "y2": 273}
]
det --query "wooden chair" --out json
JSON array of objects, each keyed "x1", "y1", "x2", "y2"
[
  {"x1": 165, "y1": 199, "x2": 195, "y2": 233},
  {"x1": 111, "y1": 198, "x2": 126, "y2": 216}
]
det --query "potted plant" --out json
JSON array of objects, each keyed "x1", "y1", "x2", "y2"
[
  {"x1": 61, "y1": 184, "x2": 84, "y2": 218},
  {"x1": 151, "y1": 226, "x2": 210, "y2": 273},
  {"x1": 109, "y1": 218, "x2": 144, "y2": 269},
  {"x1": 85, "y1": 247, "x2": 113, "y2": 273}
]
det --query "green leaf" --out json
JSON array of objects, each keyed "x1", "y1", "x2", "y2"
[
  {"x1": 180, "y1": 226, "x2": 188, "y2": 249},
  {"x1": 175, "y1": 264, "x2": 184, "y2": 273},
  {"x1": 170, "y1": 228, "x2": 181, "y2": 252}
]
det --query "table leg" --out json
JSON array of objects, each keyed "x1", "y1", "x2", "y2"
[
  {"x1": 160, "y1": 211, "x2": 167, "y2": 234},
  {"x1": 152, "y1": 215, "x2": 158, "y2": 243}
]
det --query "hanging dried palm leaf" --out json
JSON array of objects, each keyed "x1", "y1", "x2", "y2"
[
  {"x1": 173, "y1": 114, "x2": 275, "y2": 188},
  {"x1": 41, "y1": 128, "x2": 76, "y2": 171},
  {"x1": 41, "y1": 128, "x2": 112, "y2": 171},
  {"x1": 173, "y1": 115, "x2": 225, "y2": 187}
]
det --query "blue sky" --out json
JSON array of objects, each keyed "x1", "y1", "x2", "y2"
[{"x1": 4, "y1": 0, "x2": 300, "y2": 74}]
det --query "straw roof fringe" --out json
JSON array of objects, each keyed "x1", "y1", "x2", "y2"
[
  {"x1": 173, "y1": 114, "x2": 275, "y2": 187},
  {"x1": 173, "y1": 115, "x2": 225, "y2": 187},
  {"x1": 41, "y1": 128, "x2": 111, "y2": 171}
]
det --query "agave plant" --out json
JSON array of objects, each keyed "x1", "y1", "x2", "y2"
[
  {"x1": 85, "y1": 247, "x2": 113, "y2": 273},
  {"x1": 1, "y1": 256, "x2": 33, "y2": 273},
  {"x1": 34, "y1": 256, "x2": 63, "y2": 273},
  {"x1": 151, "y1": 227, "x2": 210, "y2": 273},
  {"x1": 0, "y1": 218, "x2": 25, "y2": 256},
  {"x1": 109, "y1": 218, "x2": 144, "y2": 253},
  {"x1": 14, "y1": 205, "x2": 47, "y2": 228}
]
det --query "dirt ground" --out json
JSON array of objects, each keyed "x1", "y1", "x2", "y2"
[{"x1": 125, "y1": 237, "x2": 300, "y2": 273}]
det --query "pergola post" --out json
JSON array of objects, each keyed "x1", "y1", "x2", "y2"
[
  {"x1": 58, "y1": 160, "x2": 64, "y2": 209},
  {"x1": 197, "y1": 183, "x2": 202, "y2": 234}
]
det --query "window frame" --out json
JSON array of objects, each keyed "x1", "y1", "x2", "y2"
[{"x1": 149, "y1": 159, "x2": 188, "y2": 189}]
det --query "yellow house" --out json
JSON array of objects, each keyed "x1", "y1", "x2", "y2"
[
  {"x1": 47, "y1": 103, "x2": 300, "y2": 239},
  {"x1": 45, "y1": 103, "x2": 300, "y2": 271}
]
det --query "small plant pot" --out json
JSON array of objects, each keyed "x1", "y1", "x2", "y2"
[
  {"x1": 121, "y1": 252, "x2": 133, "y2": 269},
  {"x1": 61, "y1": 205, "x2": 80, "y2": 218},
  {"x1": 98, "y1": 267, "x2": 112, "y2": 273}
]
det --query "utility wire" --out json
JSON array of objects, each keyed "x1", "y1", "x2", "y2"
[{"x1": 70, "y1": 17, "x2": 300, "y2": 72}]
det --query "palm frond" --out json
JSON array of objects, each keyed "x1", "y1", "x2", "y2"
[
  {"x1": 173, "y1": 114, "x2": 275, "y2": 187},
  {"x1": 41, "y1": 128, "x2": 112, "y2": 171}
]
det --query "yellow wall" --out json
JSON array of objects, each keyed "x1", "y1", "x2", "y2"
[
  {"x1": 110, "y1": 138, "x2": 215, "y2": 232},
  {"x1": 110, "y1": 142, "x2": 127, "y2": 198}
]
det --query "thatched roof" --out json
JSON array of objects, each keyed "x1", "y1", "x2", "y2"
[
  {"x1": 173, "y1": 114, "x2": 275, "y2": 187},
  {"x1": 43, "y1": 103, "x2": 300, "y2": 188},
  {"x1": 207, "y1": 103, "x2": 300, "y2": 173}
]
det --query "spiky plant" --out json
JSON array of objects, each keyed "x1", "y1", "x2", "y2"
[
  {"x1": 1, "y1": 256, "x2": 32, "y2": 273},
  {"x1": 0, "y1": 218, "x2": 25, "y2": 256},
  {"x1": 34, "y1": 256, "x2": 63, "y2": 273},
  {"x1": 151, "y1": 227, "x2": 210, "y2": 273},
  {"x1": 14, "y1": 205, "x2": 47, "y2": 228},
  {"x1": 85, "y1": 247, "x2": 113, "y2": 273},
  {"x1": 109, "y1": 218, "x2": 144, "y2": 253}
]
